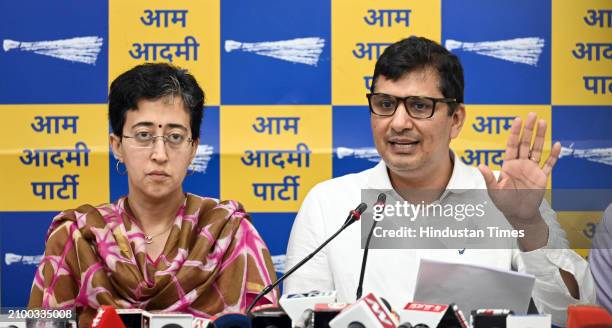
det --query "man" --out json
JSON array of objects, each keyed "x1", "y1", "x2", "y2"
[
  {"x1": 590, "y1": 204, "x2": 612, "y2": 313},
  {"x1": 284, "y1": 36, "x2": 595, "y2": 326}
]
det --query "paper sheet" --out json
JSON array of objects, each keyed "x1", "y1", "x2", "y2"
[{"x1": 413, "y1": 258, "x2": 536, "y2": 318}]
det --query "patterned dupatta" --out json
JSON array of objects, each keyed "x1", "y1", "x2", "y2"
[{"x1": 29, "y1": 194, "x2": 278, "y2": 327}]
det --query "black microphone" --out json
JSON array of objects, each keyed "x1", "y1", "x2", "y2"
[
  {"x1": 250, "y1": 306, "x2": 292, "y2": 328},
  {"x1": 311, "y1": 303, "x2": 350, "y2": 328},
  {"x1": 246, "y1": 202, "x2": 368, "y2": 314},
  {"x1": 356, "y1": 193, "x2": 386, "y2": 300}
]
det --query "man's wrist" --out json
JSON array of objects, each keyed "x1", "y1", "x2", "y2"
[{"x1": 512, "y1": 215, "x2": 549, "y2": 252}]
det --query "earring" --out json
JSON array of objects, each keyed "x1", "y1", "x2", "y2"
[{"x1": 115, "y1": 161, "x2": 127, "y2": 176}]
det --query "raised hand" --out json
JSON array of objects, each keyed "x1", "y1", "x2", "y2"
[{"x1": 478, "y1": 112, "x2": 561, "y2": 249}]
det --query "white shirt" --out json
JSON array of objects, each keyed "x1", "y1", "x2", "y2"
[{"x1": 284, "y1": 157, "x2": 595, "y2": 327}]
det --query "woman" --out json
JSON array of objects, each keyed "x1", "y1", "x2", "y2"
[{"x1": 29, "y1": 63, "x2": 278, "y2": 326}]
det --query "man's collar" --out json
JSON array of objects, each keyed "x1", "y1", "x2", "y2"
[
  {"x1": 446, "y1": 151, "x2": 478, "y2": 191},
  {"x1": 366, "y1": 160, "x2": 394, "y2": 189},
  {"x1": 366, "y1": 150, "x2": 477, "y2": 195}
]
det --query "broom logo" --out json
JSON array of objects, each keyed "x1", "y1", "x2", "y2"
[
  {"x1": 3, "y1": 36, "x2": 104, "y2": 65},
  {"x1": 188, "y1": 144, "x2": 215, "y2": 174},
  {"x1": 336, "y1": 146, "x2": 380, "y2": 163},
  {"x1": 560, "y1": 143, "x2": 612, "y2": 166},
  {"x1": 445, "y1": 37, "x2": 545, "y2": 66},
  {"x1": 225, "y1": 37, "x2": 325, "y2": 66}
]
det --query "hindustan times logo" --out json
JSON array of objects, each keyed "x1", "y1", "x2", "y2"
[{"x1": 372, "y1": 201, "x2": 487, "y2": 222}]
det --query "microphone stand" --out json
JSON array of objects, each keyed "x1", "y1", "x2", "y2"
[
  {"x1": 246, "y1": 203, "x2": 368, "y2": 314},
  {"x1": 356, "y1": 193, "x2": 386, "y2": 300}
]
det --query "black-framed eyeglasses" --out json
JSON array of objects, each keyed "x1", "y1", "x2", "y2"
[
  {"x1": 366, "y1": 93, "x2": 457, "y2": 119},
  {"x1": 122, "y1": 132, "x2": 193, "y2": 150}
]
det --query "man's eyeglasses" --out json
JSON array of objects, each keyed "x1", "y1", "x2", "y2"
[
  {"x1": 122, "y1": 132, "x2": 193, "y2": 150},
  {"x1": 366, "y1": 93, "x2": 457, "y2": 119}
]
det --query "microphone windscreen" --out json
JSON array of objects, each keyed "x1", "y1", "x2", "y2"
[
  {"x1": 397, "y1": 324, "x2": 414, "y2": 328},
  {"x1": 567, "y1": 305, "x2": 612, "y2": 328},
  {"x1": 211, "y1": 313, "x2": 251, "y2": 328},
  {"x1": 293, "y1": 308, "x2": 313, "y2": 328},
  {"x1": 376, "y1": 193, "x2": 387, "y2": 205},
  {"x1": 356, "y1": 203, "x2": 368, "y2": 214}
]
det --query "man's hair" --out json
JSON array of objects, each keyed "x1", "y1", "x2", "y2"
[
  {"x1": 371, "y1": 36, "x2": 464, "y2": 114},
  {"x1": 109, "y1": 63, "x2": 205, "y2": 140}
]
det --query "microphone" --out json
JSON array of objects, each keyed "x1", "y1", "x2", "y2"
[
  {"x1": 329, "y1": 293, "x2": 398, "y2": 328},
  {"x1": 356, "y1": 193, "x2": 386, "y2": 299},
  {"x1": 310, "y1": 303, "x2": 350, "y2": 328},
  {"x1": 91, "y1": 306, "x2": 127, "y2": 328},
  {"x1": 209, "y1": 312, "x2": 252, "y2": 328},
  {"x1": 142, "y1": 311, "x2": 194, "y2": 327},
  {"x1": 400, "y1": 302, "x2": 468, "y2": 328},
  {"x1": 293, "y1": 308, "x2": 313, "y2": 328},
  {"x1": 250, "y1": 305, "x2": 292, "y2": 328},
  {"x1": 279, "y1": 290, "x2": 336, "y2": 326},
  {"x1": 246, "y1": 202, "x2": 368, "y2": 314},
  {"x1": 567, "y1": 305, "x2": 612, "y2": 328},
  {"x1": 115, "y1": 308, "x2": 197, "y2": 328},
  {"x1": 397, "y1": 323, "x2": 423, "y2": 328},
  {"x1": 470, "y1": 309, "x2": 512, "y2": 328},
  {"x1": 116, "y1": 308, "x2": 146, "y2": 327}
]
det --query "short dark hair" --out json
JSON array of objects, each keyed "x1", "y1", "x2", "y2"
[
  {"x1": 109, "y1": 63, "x2": 205, "y2": 140},
  {"x1": 371, "y1": 36, "x2": 464, "y2": 113}
]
